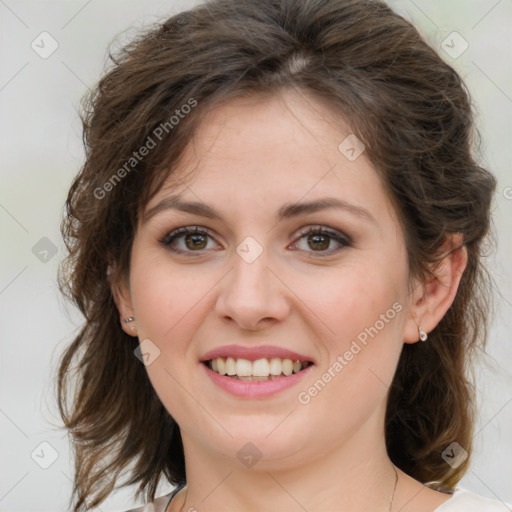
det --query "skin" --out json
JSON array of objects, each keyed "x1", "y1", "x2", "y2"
[{"x1": 113, "y1": 89, "x2": 467, "y2": 512}]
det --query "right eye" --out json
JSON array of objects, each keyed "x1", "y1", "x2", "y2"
[{"x1": 160, "y1": 226, "x2": 221, "y2": 254}]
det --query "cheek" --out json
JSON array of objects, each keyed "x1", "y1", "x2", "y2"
[
  {"x1": 296, "y1": 250, "x2": 408, "y2": 410},
  {"x1": 302, "y1": 257, "x2": 407, "y2": 350},
  {"x1": 324, "y1": 254, "x2": 407, "y2": 386},
  {"x1": 296, "y1": 263, "x2": 407, "y2": 435},
  {"x1": 129, "y1": 246, "x2": 216, "y2": 343},
  {"x1": 128, "y1": 251, "x2": 218, "y2": 419}
]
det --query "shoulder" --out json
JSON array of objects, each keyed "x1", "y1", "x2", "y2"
[
  {"x1": 123, "y1": 492, "x2": 173, "y2": 512},
  {"x1": 434, "y1": 487, "x2": 512, "y2": 511}
]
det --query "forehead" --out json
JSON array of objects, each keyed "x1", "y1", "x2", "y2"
[
  {"x1": 144, "y1": 90, "x2": 397, "y2": 230},
  {"x1": 188, "y1": 91, "x2": 350, "y2": 168}
]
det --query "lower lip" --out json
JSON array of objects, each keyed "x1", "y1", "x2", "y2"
[{"x1": 201, "y1": 363, "x2": 314, "y2": 398}]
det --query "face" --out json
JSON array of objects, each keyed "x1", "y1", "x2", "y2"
[{"x1": 119, "y1": 89, "x2": 417, "y2": 469}]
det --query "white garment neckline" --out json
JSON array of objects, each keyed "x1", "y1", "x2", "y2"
[{"x1": 432, "y1": 487, "x2": 512, "y2": 511}]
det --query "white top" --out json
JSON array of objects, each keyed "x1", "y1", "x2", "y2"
[
  {"x1": 434, "y1": 488, "x2": 512, "y2": 511},
  {"x1": 125, "y1": 486, "x2": 512, "y2": 512}
]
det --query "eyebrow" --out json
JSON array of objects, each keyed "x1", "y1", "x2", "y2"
[{"x1": 143, "y1": 195, "x2": 376, "y2": 224}]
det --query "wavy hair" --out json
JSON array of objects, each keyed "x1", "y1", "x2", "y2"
[{"x1": 56, "y1": 0, "x2": 496, "y2": 509}]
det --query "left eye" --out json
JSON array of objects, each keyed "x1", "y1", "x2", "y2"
[
  {"x1": 290, "y1": 226, "x2": 351, "y2": 255},
  {"x1": 160, "y1": 225, "x2": 351, "y2": 256}
]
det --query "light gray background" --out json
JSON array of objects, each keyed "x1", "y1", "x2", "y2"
[{"x1": 0, "y1": 1, "x2": 511, "y2": 511}]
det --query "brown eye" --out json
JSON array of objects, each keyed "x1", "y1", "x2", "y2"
[
  {"x1": 184, "y1": 232, "x2": 207, "y2": 250},
  {"x1": 160, "y1": 226, "x2": 218, "y2": 254},
  {"x1": 307, "y1": 233, "x2": 330, "y2": 251},
  {"x1": 291, "y1": 226, "x2": 351, "y2": 256}
]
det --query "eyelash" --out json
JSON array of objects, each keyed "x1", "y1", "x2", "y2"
[{"x1": 159, "y1": 225, "x2": 352, "y2": 257}]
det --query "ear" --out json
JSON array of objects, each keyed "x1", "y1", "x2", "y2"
[
  {"x1": 403, "y1": 233, "x2": 468, "y2": 343},
  {"x1": 108, "y1": 264, "x2": 137, "y2": 337}
]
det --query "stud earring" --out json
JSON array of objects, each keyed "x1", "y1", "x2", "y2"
[
  {"x1": 124, "y1": 317, "x2": 135, "y2": 323},
  {"x1": 419, "y1": 326, "x2": 428, "y2": 342}
]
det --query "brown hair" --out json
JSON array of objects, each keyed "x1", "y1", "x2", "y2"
[{"x1": 57, "y1": 0, "x2": 496, "y2": 509}]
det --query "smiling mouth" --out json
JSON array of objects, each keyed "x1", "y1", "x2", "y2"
[{"x1": 204, "y1": 357, "x2": 313, "y2": 381}]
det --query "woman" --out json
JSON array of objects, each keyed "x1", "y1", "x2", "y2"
[{"x1": 57, "y1": 0, "x2": 509, "y2": 511}]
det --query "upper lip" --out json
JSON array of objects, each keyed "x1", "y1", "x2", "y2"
[{"x1": 200, "y1": 344, "x2": 315, "y2": 363}]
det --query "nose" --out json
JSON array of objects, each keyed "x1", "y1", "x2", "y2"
[{"x1": 215, "y1": 247, "x2": 291, "y2": 331}]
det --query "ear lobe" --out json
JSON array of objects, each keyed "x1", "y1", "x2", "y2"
[
  {"x1": 108, "y1": 264, "x2": 136, "y2": 336},
  {"x1": 403, "y1": 234, "x2": 467, "y2": 344}
]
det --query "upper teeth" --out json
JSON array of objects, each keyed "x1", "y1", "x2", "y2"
[{"x1": 209, "y1": 357, "x2": 308, "y2": 377}]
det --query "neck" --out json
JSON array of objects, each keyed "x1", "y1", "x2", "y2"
[{"x1": 176, "y1": 415, "x2": 399, "y2": 512}]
